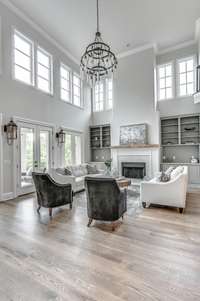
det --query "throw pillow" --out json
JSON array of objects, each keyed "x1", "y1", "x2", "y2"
[
  {"x1": 171, "y1": 166, "x2": 184, "y2": 179},
  {"x1": 87, "y1": 164, "x2": 98, "y2": 174},
  {"x1": 160, "y1": 171, "x2": 171, "y2": 182},
  {"x1": 165, "y1": 166, "x2": 175, "y2": 176},
  {"x1": 56, "y1": 168, "x2": 66, "y2": 176},
  {"x1": 64, "y1": 168, "x2": 72, "y2": 175}
]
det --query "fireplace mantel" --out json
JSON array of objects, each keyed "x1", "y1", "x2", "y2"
[{"x1": 111, "y1": 144, "x2": 160, "y2": 149}]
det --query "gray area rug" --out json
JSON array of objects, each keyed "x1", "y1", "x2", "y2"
[{"x1": 75, "y1": 186, "x2": 143, "y2": 218}]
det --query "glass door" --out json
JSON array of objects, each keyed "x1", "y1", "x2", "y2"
[{"x1": 17, "y1": 122, "x2": 53, "y2": 196}]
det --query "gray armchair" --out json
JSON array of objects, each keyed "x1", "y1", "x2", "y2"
[
  {"x1": 32, "y1": 172, "x2": 73, "y2": 217},
  {"x1": 85, "y1": 176, "x2": 127, "y2": 227}
]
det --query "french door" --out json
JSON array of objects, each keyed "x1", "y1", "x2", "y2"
[{"x1": 17, "y1": 122, "x2": 53, "y2": 196}]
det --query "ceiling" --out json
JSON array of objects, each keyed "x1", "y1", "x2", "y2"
[{"x1": 8, "y1": 0, "x2": 200, "y2": 61}]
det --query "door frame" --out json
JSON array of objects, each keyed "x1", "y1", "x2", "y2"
[{"x1": 13, "y1": 116, "x2": 56, "y2": 198}]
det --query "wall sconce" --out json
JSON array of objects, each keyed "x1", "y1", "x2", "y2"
[
  {"x1": 56, "y1": 128, "x2": 65, "y2": 144},
  {"x1": 194, "y1": 65, "x2": 200, "y2": 103},
  {"x1": 4, "y1": 119, "x2": 18, "y2": 145}
]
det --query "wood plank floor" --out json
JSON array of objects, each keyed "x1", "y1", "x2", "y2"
[{"x1": 0, "y1": 191, "x2": 200, "y2": 301}]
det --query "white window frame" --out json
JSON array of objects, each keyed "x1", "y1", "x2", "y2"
[
  {"x1": 60, "y1": 62, "x2": 72, "y2": 103},
  {"x1": 36, "y1": 46, "x2": 53, "y2": 95},
  {"x1": 62, "y1": 130, "x2": 83, "y2": 166},
  {"x1": 93, "y1": 78, "x2": 113, "y2": 112},
  {"x1": 72, "y1": 72, "x2": 82, "y2": 108},
  {"x1": 177, "y1": 55, "x2": 196, "y2": 98},
  {"x1": 157, "y1": 62, "x2": 174, "y2": 101},
  {"x1": 12, "y1": 29, "x2": 34, "y2": 86}
]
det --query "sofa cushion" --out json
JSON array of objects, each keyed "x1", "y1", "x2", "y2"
[
  {"x1": 56, "y1": 168, "x2": 72, "y2": 176},
  {"x1": 68, "y1": 164, "x2": 88, "y2": 177},
  {"x1": 171, "y1": 166, "x2": 184, "y2": 179}
]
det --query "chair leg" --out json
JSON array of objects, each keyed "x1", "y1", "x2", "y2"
[
  {"x1": 49, "y1": 208, "x2": 53, "y2": 217},
  {"x1": 87, "y1": 218, "x2": 93, "y2": 227},
  {"x1": 122, "y1": 215, "x2": 124, "y2": 220},
  {"x1": 37, "y1": 206, "x2": 41, "y2": 214},
  {"x1": 179, "y1": 208, "x2": 184, "y2": 214},
  {"x1": 142, "y1": 202, "x2": 146, "y2": 208},
  {"x1": 70, "y1": 202, "x2": 72, "y2": 209}
]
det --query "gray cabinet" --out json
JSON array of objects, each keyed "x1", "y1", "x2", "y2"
[{"x1": 90, "y1": 124, "x2": 111, "y2": 162}]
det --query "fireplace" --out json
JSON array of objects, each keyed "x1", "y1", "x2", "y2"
[{"x1": 121, "y1": 162, "x2": 146, "y2": 179}]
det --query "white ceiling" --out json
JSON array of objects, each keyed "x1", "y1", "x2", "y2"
[{"x1": 8, "y1": 0, "x2": 200, "y2": 60}]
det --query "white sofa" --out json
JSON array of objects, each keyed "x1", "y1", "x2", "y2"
[
  {"x1": 140, "y1": 166, "x2": 188, "y2": 213},
  {"x1": 49, "y1": 164, "x2": 103, "y2": 193}
]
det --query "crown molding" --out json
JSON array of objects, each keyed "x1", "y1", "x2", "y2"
[
  {"x1": 117, "y1": 43, "x2": 157, "y2": 59},
  {"x1": 157, "y1": 40, "x2": 197, "y2": 55},
  {"x1": 0, "y1": 0, "x2": 79, "y2": 65}
]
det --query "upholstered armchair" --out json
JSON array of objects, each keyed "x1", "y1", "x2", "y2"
[
  {"x1": 85, "y1": 176, "x2": 127, "y2": 227},
  {"x1": 32, "y1": 172, "x2": 73, "y2": 217}
]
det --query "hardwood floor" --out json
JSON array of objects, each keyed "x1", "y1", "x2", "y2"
[{"x1": 0, "y1": 191, "x2": 200, "y2": 301}]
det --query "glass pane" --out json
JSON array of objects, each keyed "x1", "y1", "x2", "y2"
[
  {"x1": 107, "y1": 98, "x2": 112, "y2": 110},
  {"x1": 159, "y1": 67, "x2": 165, "y2": 78},
  {"x1": 37, "y1": 64, "x2": 49, "y2": 80},
  {"x1": 65, "y1": 134, "x2": 72, "y2": 165},
  {"x1": 160, "y1": 78, "x2": 165, "y2": 89},
  {"x1": 187, "y1": 71, "x2": 194, "y2": 83},
  {"x1": 108, "y1": 90, "x2": 112, "y2": 100},
  {"x1": 20, "y1": 127, "x2": 34, "y2": 188},
  {"x1": 15, "y1": 65, "x2": 31, "y2": 84},
  {"x1": 37, "y1": 50, "x2": 50, "y2": 67},
  {"x1": 108, "y1": 79, "x2": 113, "y2": 90},
  {"x1": 61, "y1": 66, "x2": 69, "y2": 80},
  {"x1": 159, "y1": 89, "x2": 165, "y2": 100},
  {"x1": 179, "y1": 62, "x2": 186, "y2": 73},
  {"x1": 166, "y1": 87, "x2": 172, "y2": 98},
  {"x1": 61, "y1": 78, "x2": 69, "y2": 90},
  {"x1": 187, "y1": 59, "x2": 194, "y2": 71},
  {"x1": 180, "y1": 73, "x2": 186, "y2": 85},
  {"x1": 40, "y1": 131, "x2": 49, "y2": 171},
  {"x1": 166, "y1": 77, "x2": 172, "y2": 88},
  {"x1": 14, "y1": 49, "x2": 31, "y2": 71},
  {"x1": 74, "y1": 95, "x2": 81, "y2": 106},
  {"x1": 73, "y1": 85, "x2": 80, "y2": 96},
  {"x1": 187, "y1": 83, "x2": 194, "y2": 95},
  {"x1": 75, "y1": 136, "x2": 81, "y2": 165},
  {"x1": 37, "y1": 77, "x2": 50, "y2": 93},
  {"x1": 61, "y1": 89, "x2": 70, "y2": 102},
  {"x1": 180, "y1": 85, "x2": 186, "y2": 96},
  {"x1": 73, "y1": 75, "x2": 80, "y2": 86},
  {"x1": 14, "y1": 34, "x2": 31, "y2": 56},
  {"x1": 166, "y1": 65, "x2": 172, "y2": 76}
]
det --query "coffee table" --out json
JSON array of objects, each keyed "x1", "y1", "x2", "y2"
[{"x1": 116, "y1": 177, "x2": 131, "y2": 189}]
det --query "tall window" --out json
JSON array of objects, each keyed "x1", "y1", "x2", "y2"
[
  {"x1": 13, "y1": 30, "x2": 34, "y2": 85},
  {"x1": 93, "y1": 78, "x2": 113, "y2": 112},
  {"x1": 64, "y1": 132, "x2": 82, "y2": 166},
  {"x1": 73, "y1": 74, "x2": 81, "y2": 107},
  {"x1": 36, "y1": 47, "x2": 53, "y2": 94},
  {"x1": 177, "y1": 56, "x2": 195, "y2": 97},
  {"x1": 157, "y1": 62, "x2": 173, "y2": 100},
  {"x1": 94, "y1": 82, "x2": 104, "y2": 112},
  {"x1": 60, "y1": 63, "x2": 71, "y2": 102}
]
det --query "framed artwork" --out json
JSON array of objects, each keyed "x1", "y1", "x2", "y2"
[{"x1": 120, "y1": 123, "x2": 147, "y2": 145}]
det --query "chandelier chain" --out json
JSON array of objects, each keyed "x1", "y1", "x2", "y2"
[{"x1": 97, "y1": 0, "x2": 99, "y2": 33}]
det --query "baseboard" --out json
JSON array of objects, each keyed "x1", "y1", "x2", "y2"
[{"x1": 1, "y1": 192, "x2": 14, "y2": 201}]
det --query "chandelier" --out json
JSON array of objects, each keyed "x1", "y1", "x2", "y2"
[{"x1": 80, "y1": 0, "x2": 118, "y2": 85}]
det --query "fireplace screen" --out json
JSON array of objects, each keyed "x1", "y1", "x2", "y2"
[{"x1": 122, "y1": 162, "x2": 146, "y2": 179}]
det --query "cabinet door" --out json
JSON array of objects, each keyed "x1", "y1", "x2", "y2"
[{"x1": 189, "y1": 166, "x2": 200, "y2": 184}]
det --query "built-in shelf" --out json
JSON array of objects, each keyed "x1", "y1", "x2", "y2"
[
  {"x1": 111, "y1": 144, "x2": 159, "y2": 149},
  {"x1": 90, "y1": 124, "x2": 111, "y2": 162}
]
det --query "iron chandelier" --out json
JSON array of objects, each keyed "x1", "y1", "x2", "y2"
[{"x1": 80, "y1": 0, "x2": 118, "y2": 85}]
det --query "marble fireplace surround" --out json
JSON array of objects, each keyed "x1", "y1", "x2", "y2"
[{"x1": 112, "y1": 147, "x2": 160, "y2": 178}]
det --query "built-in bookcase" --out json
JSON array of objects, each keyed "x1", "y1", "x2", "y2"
[
  {"x1": 161, "y1": 114, "x2": 200, "y2": 164},
  {"x1": 90, "y1": 124, "x2": 111, "y2": 162}
]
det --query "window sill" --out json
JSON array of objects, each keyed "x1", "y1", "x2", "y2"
[
  {"x1": 60, "y1": 98, "x2": 84, "y2": 110},
  {"x1": 93, "y1": 108, "x2": 113, "y2": 113}
]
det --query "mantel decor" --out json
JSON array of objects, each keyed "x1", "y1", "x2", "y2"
[
  {"x1": 120, "y1": 124, "x2": 147, "y2": 145},
  {"x1": 80, "y1": 0, "x2": 118, "y2": 85}
]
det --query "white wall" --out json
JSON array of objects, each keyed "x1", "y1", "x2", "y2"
[
  {"x1": 112, "y1": 48, "x2": 160, "y2": 146},
  {"x1": 157, "y1": 44, "x2": 200, "y2": 117},
  {"x1": 0, "y1": 2, "x2": 91, "y2": 200}
]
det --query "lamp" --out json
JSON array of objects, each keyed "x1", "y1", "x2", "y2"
[
  {"x1": 4, "y1": 119, "x2": 18, "y2": 145},
  {"x1": 56, "y1": 129, "x2": 65, "y2": 144}
]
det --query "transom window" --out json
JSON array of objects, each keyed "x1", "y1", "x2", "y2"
[
  {"x1": 73, "y1": 74, "x2": 81, "y2": 107},
  {"x1": 36, "y1": 47, "x2": 53, "y2": 94},
  {"x1": 177, "y1": 56, "x2": 195, "y2": 97},
  {"x1": 13, "y1": 30, "x2": 34, "y2": 85},
  {"x1": 60, "y1": 63, "x2": 71, "y2": 103},
  {"x1": 93, "y1": 78, "x2": 113, "y2": 112},
  {"x1": 157, "y1": 63, "x2": 173, "y2": 100}
]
